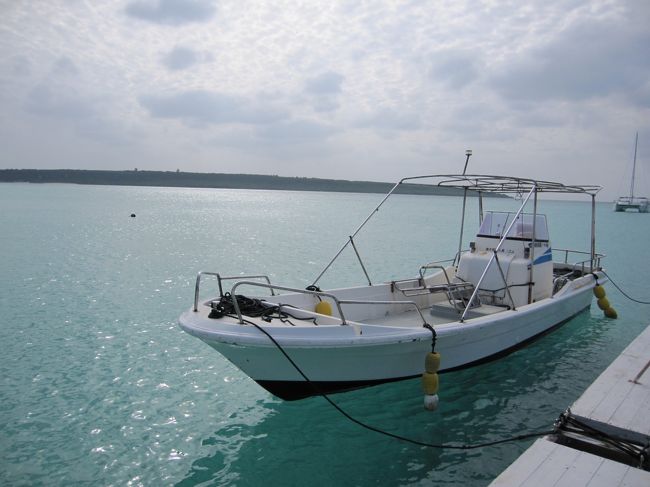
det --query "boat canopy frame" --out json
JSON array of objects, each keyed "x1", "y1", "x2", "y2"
[
  {"x1": 191, "y1": 174, "x2": 604, "y2": 326},
  {"x1": 310, "y1": 175, "x2": 603, "y2": 311}
]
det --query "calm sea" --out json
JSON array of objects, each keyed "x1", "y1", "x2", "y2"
[{"x1": 1, "y1": 183, "x2": 648, "y2": 486}]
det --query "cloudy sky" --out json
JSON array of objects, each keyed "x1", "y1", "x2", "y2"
[{"x1": 1, "y1": 0, "x2": 649, "y2": 199}]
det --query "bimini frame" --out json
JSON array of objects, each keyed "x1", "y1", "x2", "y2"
[{"x1": 310, "y1": 174, "x2": 602, "y2": 321}]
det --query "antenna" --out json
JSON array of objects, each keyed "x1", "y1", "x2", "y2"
[{"x1": 462, "y1": 149, "x2": 472, "y2": 175}]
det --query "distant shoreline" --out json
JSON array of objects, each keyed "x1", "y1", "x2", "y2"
[{"x1": 0, "y1": 169, "x2": 500, "y2": 197}]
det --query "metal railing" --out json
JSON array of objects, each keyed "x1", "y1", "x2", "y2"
[
  {"x1": 337, "y1": 299, "x2": 429, "y2": 327},
  {"x1": 389, "y1": 260, "x2": 454, "y2": 293},
  {"x1": 193, "y1": 272, "x2": 274, "y2": 312},
  {"x1": 553, "y1": 248, "x2": 604, "y2": 270},
  {"x1": 224, "y1": 280, "x2": 429, "y2": 327},
  {"x1": 418, "y1": 262, "x2": 454, "y2": 283},
  {"x1": 229, "y1": 280, "x2": 346, "y2": 324}
]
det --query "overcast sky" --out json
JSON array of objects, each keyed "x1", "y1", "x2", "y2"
[{"x1": 1, "y1": 0, "x2": 649, "y2": 199}]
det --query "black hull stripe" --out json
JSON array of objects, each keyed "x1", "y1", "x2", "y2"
[{"x1": 255, "y1": 306, "x2": 590, "y2": 401}]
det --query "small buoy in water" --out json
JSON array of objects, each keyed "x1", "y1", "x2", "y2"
[
  {"x1": 422, "y1": 351, "x2": 441, "y2": 411},
  {"x1": 130, "y1": 213, "x2": 136, "y2": 218},
  {"x1": 314, "y1": 300, "x2": 332, "y2": 316}
]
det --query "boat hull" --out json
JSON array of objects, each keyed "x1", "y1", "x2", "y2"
[
  {"x1": 179, "y1": 275, "x2": 598, "y2": 400},
  {"x1": 255, "y1": 307, "x2": 588, "y2": 400},
  {"x1": 614, "y1": 201, "x2": 648, "y2": 213}
]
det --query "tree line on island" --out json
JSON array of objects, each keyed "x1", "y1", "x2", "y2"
[{"x1": 0, "y1": 169, "x2": 504, "y2": 197}]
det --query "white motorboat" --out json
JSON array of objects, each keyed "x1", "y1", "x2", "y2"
[{"x1": 179, "y1": 173, "x2": 611, "y2": 401}]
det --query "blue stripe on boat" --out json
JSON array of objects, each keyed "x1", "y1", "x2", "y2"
[{"x1": 534, "y1": 248, "x2": 553, "y2": 265}]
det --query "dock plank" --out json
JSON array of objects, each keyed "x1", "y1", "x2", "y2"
[
  {"x1": 490, "y1": 437, "x2": 650, "y2": 487},
  {"x1": 572, "y1": 326, "x2": 650, "y2": 433},
  {"x1": 621, "y1": 468, "x2": 650, "y2": 486},
  {"x1": 489, "y1": 440, "x2": 649, "y2": 487},
  {"x1": 490, "y1": 325, "x2": 650, "y2": 486}
]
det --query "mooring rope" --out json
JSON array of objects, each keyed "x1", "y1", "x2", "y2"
[
  {"x1": 601, "y1": 270, "x2": 650, "y2": 305},
  {"x1": 206, "y1": 267, "x2": 650, "y2": 451},
  {"x1": 216, "y1": 299, "x2": 555, "y2": 450}
]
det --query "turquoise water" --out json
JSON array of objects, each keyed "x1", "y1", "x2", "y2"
[{"x1": 1, "y1": 183, "x2": 648, "y2": 486}]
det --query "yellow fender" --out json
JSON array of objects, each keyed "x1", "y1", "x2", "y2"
[
  {"x1": 422, "y1": 351, "x2": 441, "y2": 410},
  {"x1": 597, "y1": 297, "x2": 610, "y2": 310},
  {"x1": 604, "y1": 307, "x2": 618, "y2": 319},
  {"x1": 593, "y1": 285, "x2": 606, "y2": 299},
  {"x1": 425, "y1": 352, "x2": 441, "y2": 374},
  {"x1": 314, "y1": 301, "x2": 332, "y2": 316}
]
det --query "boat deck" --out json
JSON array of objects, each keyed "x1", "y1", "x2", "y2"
[
  {"x1": 489, "y1": 325, "x2": 650, "y2": 486},
  {"x1": 364, "y1": 302, "x2": 507, "y2": 327}
]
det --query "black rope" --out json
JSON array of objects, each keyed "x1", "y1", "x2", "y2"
[
  {"x1": 423, "y1": 323, "x2": 437, "y2": 352},
  {"x1": 305, "y1": 285, "x2": 323, "y2": 302},
  {"x1": 555, "y1": 409, "x2": 649, "y2": 468},
  {"x1": 209, "y1": 293, "x2": 270, "y2": 318},
  {"x1": 600, "y1": 270, "x2": 650, "y2": 305},
  {"x1": 206, "y1": 278, "x2": 650, "y2": 452},
  {"x1": 209, "y1": 293, "x2": 318, "y2": 325},
  {"x1": 238, "y1": 315, "x2": 553, "y2": 450}
]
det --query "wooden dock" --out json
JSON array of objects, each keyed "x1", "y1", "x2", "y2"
[{"x1": 490, "y1": 325, "x2": 650, "y2": 486}]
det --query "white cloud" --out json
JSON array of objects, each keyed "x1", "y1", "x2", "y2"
[
  {"x1": 139, "y1": 90, "x2": 289, "y2": 127},
  {"x1": 429, "y1": 49, "x2": 482, "y2": 89},
  {"x1": 124, "y1": 0, "x2": 216, "y2": 25},
  {"x1": 18, "y1": 56, "x2": 135, "y2": 146},
  {"x1": 356, "y1": 108, "x2": 422, "y2": 132},
  {"x1": 162, "y1": 46, "x2": 199, "y2": 70},
  {"x1": 161, "y1": 46, "x2": 213, "y2": 71},
  {"x1": 255, "y1": 119, "x2": 338, "y2": 142},
  {"x1": 302, "y1": 71, "x2": 345, "y2": 112},
  {"x1": 26, "y1": 84, "x2": 95, "y2": 120},
  {"x1": 0, "y1": 0, "x2": 649, "y2": 198},
  {"x1": 489, "y1": 14, "x2": 650, "y2": 106},
  {"x1": 304, "y1": 72, "x2": 344, "y2": 95}
]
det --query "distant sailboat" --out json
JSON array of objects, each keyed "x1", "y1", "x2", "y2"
[{"x1": 614, "y1": 132, "x2": 648, "y2": 213}]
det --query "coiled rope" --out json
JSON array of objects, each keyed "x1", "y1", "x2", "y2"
[{"x1": 209, "y1": 293, "x2": 317, "y2": 326}]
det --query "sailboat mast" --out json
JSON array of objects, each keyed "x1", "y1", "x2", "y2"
[{"x1": 630, "y1": 131, "x2": 638, "y2": 200}]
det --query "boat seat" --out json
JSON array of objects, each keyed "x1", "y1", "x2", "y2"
[
  {"x1": 396, "y1": 280, "x2": 478, "y2": 310},
  {"x1": 445, "y1": 282, "x2": 480, "y2": 310},
  {"x1": 397, "y1": 282, "x2": 471, "y2": 296}
]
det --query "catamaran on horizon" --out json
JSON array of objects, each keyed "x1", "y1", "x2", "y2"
[{"x1": 615, "y1": 132, "x2": 648, "y2": 213}]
